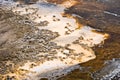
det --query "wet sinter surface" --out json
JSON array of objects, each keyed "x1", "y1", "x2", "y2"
[{"x1": 0, "y1": 0, "x2": 120, "y2": 80}]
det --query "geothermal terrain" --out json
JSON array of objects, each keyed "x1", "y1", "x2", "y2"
[{"x1": 0, "y1": 0, "x2": 120, "y2": 80}]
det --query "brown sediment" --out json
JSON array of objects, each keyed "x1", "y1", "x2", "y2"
[
  {"x1": 74, "y1": 17, "x2": 84, "y2": 29},
  {"x1": 58, "y1": 69, "x2": 93, "y2": 80}
]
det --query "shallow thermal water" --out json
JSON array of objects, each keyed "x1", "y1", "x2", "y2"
[{"x1": 0, "y1": 0, "x2": 109, "y2": 80}]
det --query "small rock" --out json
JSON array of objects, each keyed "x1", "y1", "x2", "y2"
[{"x1": 63, "y1": 50, "x2": 70, "y2": 54}]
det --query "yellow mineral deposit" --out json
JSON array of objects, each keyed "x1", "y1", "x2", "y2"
[
  {"x1": 92, "y1": 29, "x2": 110, "y2": 39},
  {"x1": 61, "y1": 0, "x2": 78, "y2": 8}
]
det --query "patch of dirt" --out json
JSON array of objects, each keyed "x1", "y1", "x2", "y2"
[{"x1": 0, "y1": 8, "x2": 33, "y2": 75}]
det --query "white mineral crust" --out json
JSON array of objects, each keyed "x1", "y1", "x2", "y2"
[{"x1": 1, "y1": 0, "x2": 109, "y2": 80}]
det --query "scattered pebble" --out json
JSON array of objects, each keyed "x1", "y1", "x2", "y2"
[{"x1": 63, "y1": 50, "x2": 70, "y2": 54}]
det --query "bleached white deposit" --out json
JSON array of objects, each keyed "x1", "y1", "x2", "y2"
[{"x1": 1, "y1": 0, "x2": 109, "y2": 80}]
